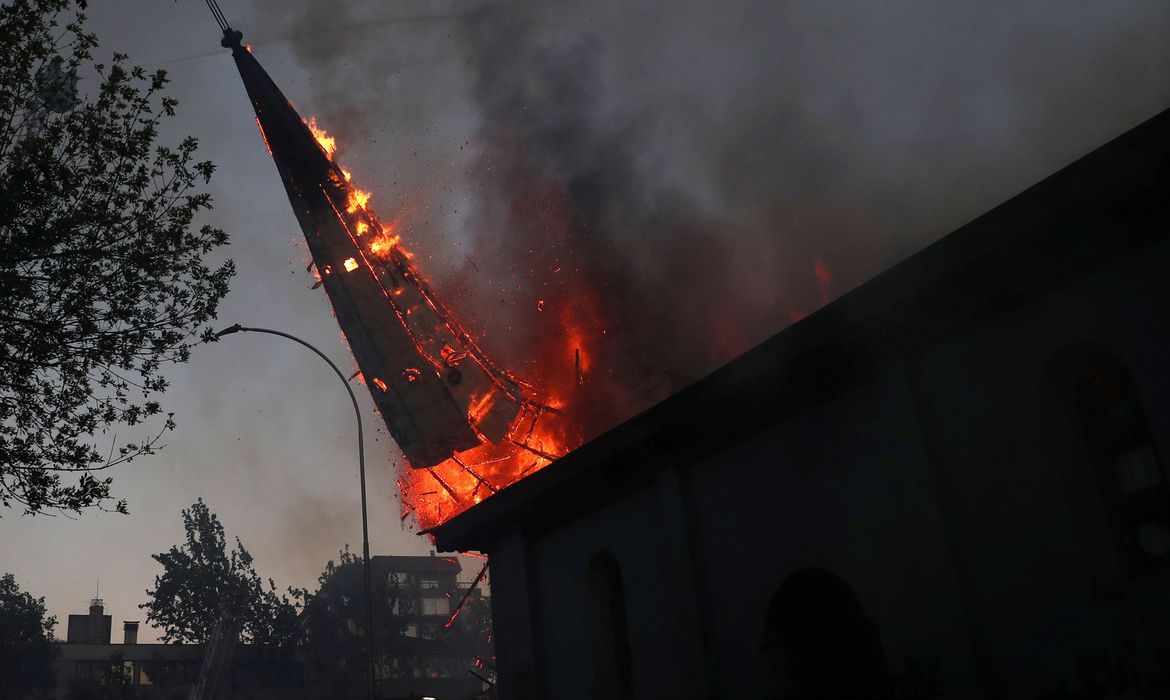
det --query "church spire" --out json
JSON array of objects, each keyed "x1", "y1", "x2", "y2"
[{"x1": 215, "y1": 13, "x2": 534, "y2": 468}]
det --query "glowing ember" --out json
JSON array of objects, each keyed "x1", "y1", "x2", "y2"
[
  {"x1": 254, "y1": 117, "x2": 272, "y2": 156},
  {"x1": 356, "y1": 221, "x2": 369, "y2": 236},
  {"x1": 343, "y1": 257, "x2": 359, "y2": 272}
]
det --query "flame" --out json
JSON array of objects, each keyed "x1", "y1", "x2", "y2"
[
  {"x1": 346, "y1": 187, "x2": 371, "y2": 213},
  {"x1": 307, "y1": 116, "x2": 336, "y2": 157},
  {"x1": 369, "y1": 227, "x2": 400, "y2": 257},
  {"x1": 307, "y1": 114, "x2": 591, "y2": 531},
  {"x1": 467, "y1": 389, "x2": 496, "y2": 425}
]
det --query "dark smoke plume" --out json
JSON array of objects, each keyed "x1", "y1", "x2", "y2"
[{"x1": 242, "y1": 0, "x2": 1170, "y2": 434}]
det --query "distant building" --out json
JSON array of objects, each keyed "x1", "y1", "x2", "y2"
[
  {"x1": 300, "y1": 553, "x2": 489, "y2": 699},
  {"x1": 64, "y1": 598, "x2": 110, "y2": 645},
  {"x1": 54, "y1": 600, "x2": 302, "y2": 699},
  {"x1": 431, "y1": 107, "x2": 1170, "y2": 698}
]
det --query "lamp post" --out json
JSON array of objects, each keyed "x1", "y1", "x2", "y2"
[{"x1": 214, "y1": 324, "x2": 377, "y2": 700}]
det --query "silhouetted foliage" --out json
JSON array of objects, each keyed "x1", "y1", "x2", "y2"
[
  {"x1": 447, "y1": 591, "x2": 493, "y2": 679},
  {"x1": 141, "y1": 499, "x2": 301, "y2": 646},
  {"x1": 298, "y1": 547, "x2": 371, "y2": 688},
  {"x1": 0, "y1": 0, "x2": 234, "y2": 515},
  {"x1": 0, "y1": 573, "x2": 58, "y2": 699},
  {"x1": 299, "y1": 550, "x2": 493, "y2": 691},
  {"x1": 66, "y1": 652, "x2": 137, "y2": 700}
]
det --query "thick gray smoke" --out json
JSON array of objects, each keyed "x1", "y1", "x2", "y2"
[{"x1": 243, "y1": 0, "x2": 1170, "y2": 433}]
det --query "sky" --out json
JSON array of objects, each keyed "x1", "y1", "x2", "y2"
[{"x1": 2, "y1": 0, "x2": 1168, "y2": 643}]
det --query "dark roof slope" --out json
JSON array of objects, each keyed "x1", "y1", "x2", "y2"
[{"x1": 430, "y1": 104, "x2": 1170, "y2": 554}]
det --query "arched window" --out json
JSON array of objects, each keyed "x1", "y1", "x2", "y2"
[
  {"x1": 586, "y1": 551, "x2": 634, "y2": 700},
  {"x1": 761, "y1": 568, "x2": 891, "y2": 699},
  {"x1": 1075, "y1": 355, "x2": 1170, "y2": 573}
]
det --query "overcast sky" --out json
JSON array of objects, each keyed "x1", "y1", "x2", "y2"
[{"x1": 2, "y1": 0, "x2": 1168, "y2": 643}]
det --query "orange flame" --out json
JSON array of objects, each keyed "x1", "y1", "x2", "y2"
[
  {"x1": 346, "y1": 187, "x2": 371, "y2": 213},
  {"x1": 307, "y1": 116, "x2": 336, "y2": 157},
  {"x1": 307, "y1": 115, "x2": 590, "y2": 531},
  {"x1": 369, "y1": 226, "x2": 400, "y2": 257}
]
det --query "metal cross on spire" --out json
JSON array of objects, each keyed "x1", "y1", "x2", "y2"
[{"x1": 204, "y1": 0, "x2": 231, "y2": 33}]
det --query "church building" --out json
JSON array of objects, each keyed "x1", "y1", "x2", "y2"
[{"x1": 431, "y1": 105, "x2": 1170, "y2": 699}]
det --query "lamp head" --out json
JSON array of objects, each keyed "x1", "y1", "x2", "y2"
[{"x1": 213, "y1": 323, "x2": 243, "y2": 339}]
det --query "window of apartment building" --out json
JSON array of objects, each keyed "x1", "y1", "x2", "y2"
[
  {"x1": 420, "y1": 576, "x2": 440, "y2": 590},
  {"x1": 420, "y1": 597, "x2": 448, "y2": 616},
  {"x1": 423, "y1": 656, "x2": 455, "y2": 678},
  {"x1": 1076, "y1": 356, "x2": 1170, "y2": 573}
]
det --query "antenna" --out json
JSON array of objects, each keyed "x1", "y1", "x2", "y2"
[{"x1": 90, "y1": 578, "x2": 103, "y2": 610}]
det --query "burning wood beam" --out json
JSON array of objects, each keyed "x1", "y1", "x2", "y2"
[{"x1": 445, "y1": 560, "x2": 490, "y2": 629}]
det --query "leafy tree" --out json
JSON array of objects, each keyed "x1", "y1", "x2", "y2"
[
  {"x1": 300, "y1": 550, "x2": 494, "y2": 691},
  {"x1": 447, "y1": 590, "x2": 493, "y2": 681},
  {"x1": 0, "y1": 572, "x2": 59, "y2": 699},
  {"x1": 298, "y1": 547, "x2": 371, "y2": 690},
  {"x1": 141, "y1": 499, "x2": 301, "y2": 646},
  {"x1": 0, "y1": 0, "x2": 234, "y2": 515}
]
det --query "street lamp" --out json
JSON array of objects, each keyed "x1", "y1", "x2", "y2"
[{"x1": 214, "y1": 324, "x2": 377, "y2": 700}]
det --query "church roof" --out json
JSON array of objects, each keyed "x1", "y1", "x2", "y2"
[{"x1": 429, "y1": 103, "x2": 1170, "y2": 553}]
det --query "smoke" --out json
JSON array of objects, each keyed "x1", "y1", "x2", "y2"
[{"x1": 241, "y1": 0, "x2": 1170, "y2": 434}]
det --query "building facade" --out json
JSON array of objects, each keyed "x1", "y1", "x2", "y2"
[
  {"x1": 431, "y1": 107, "x2": 1170, "y2": 699},
  {"x1": 300, "y1": 554, "x2": 489, "y2": 699},
  {"x1": 54, "y1": 600, "x2": 302, "y2": 699}
]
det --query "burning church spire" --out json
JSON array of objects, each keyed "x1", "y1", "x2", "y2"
[{"x1": 211, "y1": 4, "x2": 572, "y2": 504}]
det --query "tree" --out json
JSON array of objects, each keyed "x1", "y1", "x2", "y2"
[
  {"x1": 0, "y1": 572, "x2": 59, "y2": 699},
  {"x1": 0, "y1": 0, "x2": 234, "y2": 515},
  {"x1": 141, "y1": 499, "x2": 301, "y2": 646},
  {"x1": 298, "y1": 547, "x2": 371, "y2": 690},
  {"x1": 299, "y1": 550, "x2": 494, "y2": 692}
]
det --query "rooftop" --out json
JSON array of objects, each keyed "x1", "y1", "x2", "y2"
[{"x1": 430, "y1": 103, "x2": 1170, "y2": 553}]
